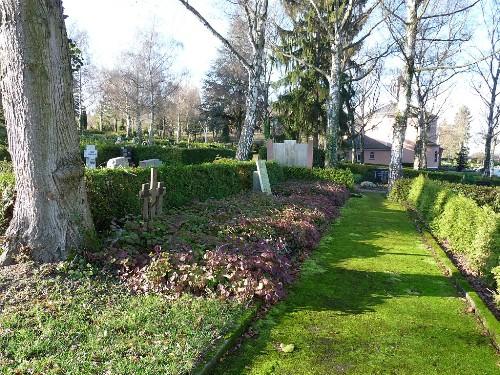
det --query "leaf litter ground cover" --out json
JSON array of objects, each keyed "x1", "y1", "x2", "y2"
[{"x1": 0, "y1": 181, "x2": 349, "y2": 374}]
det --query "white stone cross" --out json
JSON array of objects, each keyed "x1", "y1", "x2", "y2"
[{"x1": 84, "y1": 145, "x2": 98, "y2": 169}]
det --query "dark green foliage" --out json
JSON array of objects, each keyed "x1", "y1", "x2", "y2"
[
  {"x1": 391, "y1": 175, "x2": 499, "y2": 282},
  {"x1": 283, "y1": 167, "x2": 354, "y2": 189},
  {"x1": 85, "y1": 160, "x2": 283, "y2": 230},
  {"x1": 79, "y1": 143, "x2": 236, "y2": 167},
  {"x1": 340, "y1": 162, "x2": 500, "y2": 186},
  {"x1": 455, "y1": 144, "x2": 469, "y2": 172},
  {"x1": 0, "y1": 160, "x2": 352, "y2": 233},
  {"x1": 0, "y1": 145, "x2": 10, "y2": 161},
  {"x1": 0, "y1": 171, "x2": 14, "y2": 233},
  {"x1": 131, "y1": 146, "x2": 236, "y2": 166}
]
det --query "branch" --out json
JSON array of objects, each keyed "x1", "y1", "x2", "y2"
[
  {"x1": 420, "y1": 0, "x2": 479, "y2": 20},
  {"x1": 176, "y1": 0, "x2": 251, "y2": 70},
  {"x1": 271, "y1": 43, "x2": 329, "y2": 79},
  {"x1": 307, "y1": 0, "x2": 335, "y2": 42},
  {"x1": 416, "y1": 49, "x2": 500, "y2": 72}
]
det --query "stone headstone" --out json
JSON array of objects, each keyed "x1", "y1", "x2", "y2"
[
  {"x1": 139, "y1": 159, "x2": 163, "y2": 168},
  {"x1": 84, "y1": 145, "x2": 98, "y2": 169},
  {"x1": 106, "y1": 157, "x2": 129, "y2": 169},
  {"x1": 256, "y1": 160, "x2": 272, "y2": 194}
]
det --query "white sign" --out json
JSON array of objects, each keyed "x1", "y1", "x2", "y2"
[
  {"x1": 84, "y1": 145, "x2": 98, "y2": 169},
  {"x1": 256, "y1": 160, "x2": 272, "y2": 194}
]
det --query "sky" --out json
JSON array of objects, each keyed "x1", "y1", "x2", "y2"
[{"x1": 63, "y1": 0, "x2": 496, "y2": 154}]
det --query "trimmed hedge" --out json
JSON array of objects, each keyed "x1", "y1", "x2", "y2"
[
  {"x1": 0, "y1": 161, "x2": 352, "y2": 232},
  {"x1": 341, "y1": 162, "x2": 500, "y2": 187},
  {"x1": 80, "y1": 144, "x2": 236, "y2": 167},
  {"x1": 390, "y1": 175, "x2": 499, "y2": 286}
]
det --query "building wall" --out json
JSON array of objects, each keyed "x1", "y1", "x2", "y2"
[
  {"x1": 347, "y1": 145, "x2": 441, "y2": 168},
  {"x1": 366, "y1": 113, "x2": 439, "y2": 144}
]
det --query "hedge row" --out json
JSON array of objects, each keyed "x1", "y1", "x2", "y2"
[
  {"x1": 389, "y1": 176, "x2": 500, "y2": 288},
  {"x1": 340, "y1": 162, "x2": 500, "y2": 187},
  {"x1": 79, "y1": 143, "x2": 236, "y2": 167},
  {"x1": 0, "y1": 161, "x2": 353, "y2": 232}
]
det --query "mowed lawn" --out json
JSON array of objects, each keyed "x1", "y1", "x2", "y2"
[{"x1": 216, "y1": 193, "x2": 499, "y2": 374}]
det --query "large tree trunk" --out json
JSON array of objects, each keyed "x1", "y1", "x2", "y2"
[
  {"x1": 236, "y1": 50, "x2": 265, "y2": 160},
  {"x1": 389, "y1": 0, "x2": 418, "y2": 190},
  {"x1": 413, "y1": 107, "x2": 428, "y2": 170},
  {"x1": 325, "y1": 47, "x2": 341, "y2": 168},
  {"x1": 0, "y1": 0, "x2": 94, "y2": 265}
]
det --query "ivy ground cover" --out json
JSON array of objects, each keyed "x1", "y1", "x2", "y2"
[
  {"x1": 216, "y1": 193, "x2": 499, "y2": 374},
  {"x1": 0, "y1": 181, "x2": 349, "y2": 374}
]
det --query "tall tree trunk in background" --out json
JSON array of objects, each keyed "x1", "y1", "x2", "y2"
[
  {"x1": 389, "y1": 0, "x2": 418, "y2": 190},
  {"x1": 236, "y1": 44, "x2": 266, "y2": 160},
  {"x1": 325, "y1": 46, "x2": 341, "y2": 167},
  {"x1": 483, "y1": 65, "x2": 499, "y2": 177},
  {"x1": 176, "y1": 112, "x2": 181, "y2": 143},
  {"x1": 0, "y1": 0, "x2": 94, "y2": 265},
  {"x1": 148, "y1": 93, "x2": 155, "y2": 144},
  {"x1": 413, "y1": 106, "x2": 427, "y2": 170}
]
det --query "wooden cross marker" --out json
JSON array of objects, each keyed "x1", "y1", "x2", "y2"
[{"x1": 139, "y1": 168, "x2": 166, "y2": 221}]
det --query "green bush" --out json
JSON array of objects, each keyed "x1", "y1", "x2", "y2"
[
  {"x1": 283, "y1": 167, "x2": 354, "y2": 189},
  {"x1": 0, "y1": 172, "x2": 14, "y2": 233},
  {"x1": 391, "y1": 175, "x2": 500, "y2": 283},
  {"x1": 340, "y1": 162, "x2": 500, "y2": 187},
  {"x1": 0, "y1": 145, "x2": 10, "y2": 161},
  {"x1": 0, "y1": 161, "x2": 352, "y2": 233}
]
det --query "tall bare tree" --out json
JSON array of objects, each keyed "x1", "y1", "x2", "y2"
[
  {"x1": 472, "y1": 0, "x2": 500, "y2": 177},
  {"x1": 0, "y1": 0, "x2": 94, "y2": 265},
  {"x1": 176, "y1": 0, "x2": 269, "y2": 160},
  {"x1": 384, "y1": 0, "x2": 478, "y2": 188},
  {"x1": 277, "y1": 0, "x2": 383, "y2": 166}
]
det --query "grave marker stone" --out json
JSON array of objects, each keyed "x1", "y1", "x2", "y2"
[
  {"x1": 139, "y1": 168, "x2": 166, "y2": 220},
  {"x1": 84, "y1": 145, "x2": 97, "y2": 169},
  {"x1": 256, "y1": 160, "x2": 272, "y2": 194},
  {"x1": 106, "y1": 157, "x2": 129, "y2": 169},
  {"x1": 139, "y1": 159, "x2": 163, "y2": 168}
]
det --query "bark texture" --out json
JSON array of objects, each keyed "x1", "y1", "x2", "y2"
[
  {"x1": 389, "y1": 0, "x2": 418, "y2": 190},
  {"x1": 0, "y1": 0, "x2": 94, "y2": 265},
  {"x1": 413, "y1": 107, "x2": 428, "y2": 170}
]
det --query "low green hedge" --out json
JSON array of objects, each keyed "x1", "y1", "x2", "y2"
[
  {"x1": 283, "y1": 166, "x2": 354, "y2": 188},
  {"x1": 341, "y1": 162, "x2": 500, "y2": 187},
  {"x1": 131, "y1": 146, "x2": 236, "y2": 165},
  {"x1": 0, "y1": 161, "x2": 352, "y2": 232},
  {"x1": 79, "y1": 144, "x2": 236, "y2": 167},
  {"x1": 390, "y1": 175, "x2": 500, "y2": 289}
]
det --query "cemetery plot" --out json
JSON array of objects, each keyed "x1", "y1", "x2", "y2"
[{"x1": 91, "y1": 180, "x2": 350, "y2": 303}]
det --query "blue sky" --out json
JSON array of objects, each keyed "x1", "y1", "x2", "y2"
[{"x1": 63, "y1": 0, "x2": 495, "y2": 153}]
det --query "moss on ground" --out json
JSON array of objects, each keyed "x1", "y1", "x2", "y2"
[{"x1": 215, "y1": 193, "x2": 499, "y2": 375}]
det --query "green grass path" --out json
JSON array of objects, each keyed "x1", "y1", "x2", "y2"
[{"x1": 215, "y1": 193, "x2": 499, "y2": 374}]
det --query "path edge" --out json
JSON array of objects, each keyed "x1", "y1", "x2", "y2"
[
  {"x1": 193, "y1": 303, "x2": 259, "y2": 375},
  {"x1": 421, "y1": 230, "x2": 500, "y2": 351}
]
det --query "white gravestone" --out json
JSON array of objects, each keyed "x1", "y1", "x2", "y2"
[
  {"x1": 139, "y1": 159, "x2": 163, "y2": 168},
  {"x1": 84, "y1": 145, "x2": 98, "y2": 169},
  {"x1": 255, "y1": 160, "x2": 272, "y2": 194},
  {"x1": 106, "y1": 157, "x2": 129, "y2": 169}
]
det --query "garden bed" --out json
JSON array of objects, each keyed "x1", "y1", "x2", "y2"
[{"x1": 0, "y1": 180, "x2": 350, "y2": 374}]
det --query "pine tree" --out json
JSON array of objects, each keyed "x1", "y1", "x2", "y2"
[{"x1": 456, "y1": 143, "x2": 469, "y2": 172}]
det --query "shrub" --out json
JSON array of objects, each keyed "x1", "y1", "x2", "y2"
[
  {"x1": 0, "y1": 145, "x2": 10, "y2": 161},
  {"x1": 283, "y1": 167, "x2": 355, "y2": 189},
  {"x1": 0, "y1": 161, "x2": 352, "y2": 233},
  {"x1": 392, "y1": 175, "x2": 500, "y2": 281},
  {"x1": 0, "y1": 172, "x2": 14, "y2": 233}
]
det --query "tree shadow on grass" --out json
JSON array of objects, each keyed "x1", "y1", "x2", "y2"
[{"x1": 213, "y1": 195, "x2": 495, "y2": 374}]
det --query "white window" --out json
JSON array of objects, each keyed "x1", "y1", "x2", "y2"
[{"x1": 369, "y1": 151, "x2": 375, "y2": 160}]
